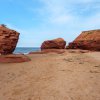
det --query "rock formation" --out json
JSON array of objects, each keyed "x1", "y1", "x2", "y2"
[
  {"x1": 29, "y1": 49, "x2": 66, "y2": 54},
  {"x1": 68, "y1": 30, "x2": 100, "y2": 51},
  {"x1": 0, "y1": 25, "x2": 20, "y2": 54},
  {"x1": 41, "y1": 38, "x2": 66, "y2": 50},
  {"x1": 0, "y1": 54, "x2": 31, "y2": 63}
]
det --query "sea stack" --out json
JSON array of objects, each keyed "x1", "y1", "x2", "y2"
[
  {"x1": 68, "y1": 30, "x2": 100, "y2": 51},
  {"x1": 41, "y1": 38, "x2": 66, "y2": 50},
  {"x1": 0, "y1": 25, "x2": 20, "y2": 54}
]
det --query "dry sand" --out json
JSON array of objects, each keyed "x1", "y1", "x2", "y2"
[{"x1": 0, "y1": 50, "x2": 100, "y2": 100}]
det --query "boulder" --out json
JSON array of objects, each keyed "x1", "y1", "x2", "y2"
[
  {"x1": 0, "y1": 25, "x2": 20, "y2": 54},
  {"x1": 68, "y1": 30, "x2": 100, "y2": 51},
  {"x1": 41, "y1": 38, "x2": 66, "y2": 50}
]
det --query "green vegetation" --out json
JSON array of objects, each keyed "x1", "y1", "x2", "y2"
[
  {"x1": 0, "y1": 24, "x2": 7, "y2": 27},
  {"x1": 87, "y1": 31, "x2": 93, "y2": 34}
]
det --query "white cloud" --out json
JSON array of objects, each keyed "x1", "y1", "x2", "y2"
[
  {"x1": 50, "y1": 15, "x2": 72, "y2": 24},
  {"x1": 33, "y1": 0, "x2": 73, "y2": 24},
  {"x1": 30, "y1": 0, "x2": 100, "y2": 36},
  {"x1": 28, "y1": 0, "x2": 100, "y2": 46},
  {"x1": 31, "y1": 0, "x2": 100, "y2": 25}
]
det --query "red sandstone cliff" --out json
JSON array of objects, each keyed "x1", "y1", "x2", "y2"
[
  {"x1": 68, "y1": 30, "x2": 100, "y2": 51},
  {"x1": 0, "y1": 25, "x2": 20, "y2": 54}
]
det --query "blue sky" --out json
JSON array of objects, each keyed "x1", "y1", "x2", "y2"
[{"x1": 0, "y1": 0, "x2": 100, "y2": 47}]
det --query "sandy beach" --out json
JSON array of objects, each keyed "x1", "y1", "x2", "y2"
[{"x1": 0, "y1": 50, "x2": 100, "y2": 100}]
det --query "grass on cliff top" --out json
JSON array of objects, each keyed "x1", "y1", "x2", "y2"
[{"x1": 87, "y1": 32, "x2": 93, "y2": 34}]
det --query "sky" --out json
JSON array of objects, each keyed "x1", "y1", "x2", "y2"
[{"x1": 0, "y1": 0, "x2": 100, "y2": 47}]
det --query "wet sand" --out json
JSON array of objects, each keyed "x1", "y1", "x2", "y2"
[{"x1": 0, "y1": 50, "x2": 100, "y2": 100}]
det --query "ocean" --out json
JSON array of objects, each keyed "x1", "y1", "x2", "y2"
[{"x1": 14, "y1": 47, "x2": 40, "y2": 54}]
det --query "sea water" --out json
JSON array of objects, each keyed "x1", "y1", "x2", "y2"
[{"x1": 14, "y1": 47, "x2": 40, "y2": 54}]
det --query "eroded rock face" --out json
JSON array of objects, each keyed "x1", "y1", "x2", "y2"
[
  {"x1": 0, "y1": 25, "x2": 20, "y2": 54},
  {"x1": 68, "y1": 30, "x2": 100, "y2": 51},
  {"x1": 41, "y1": 38, "x2": 66, "y2": 50}
]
